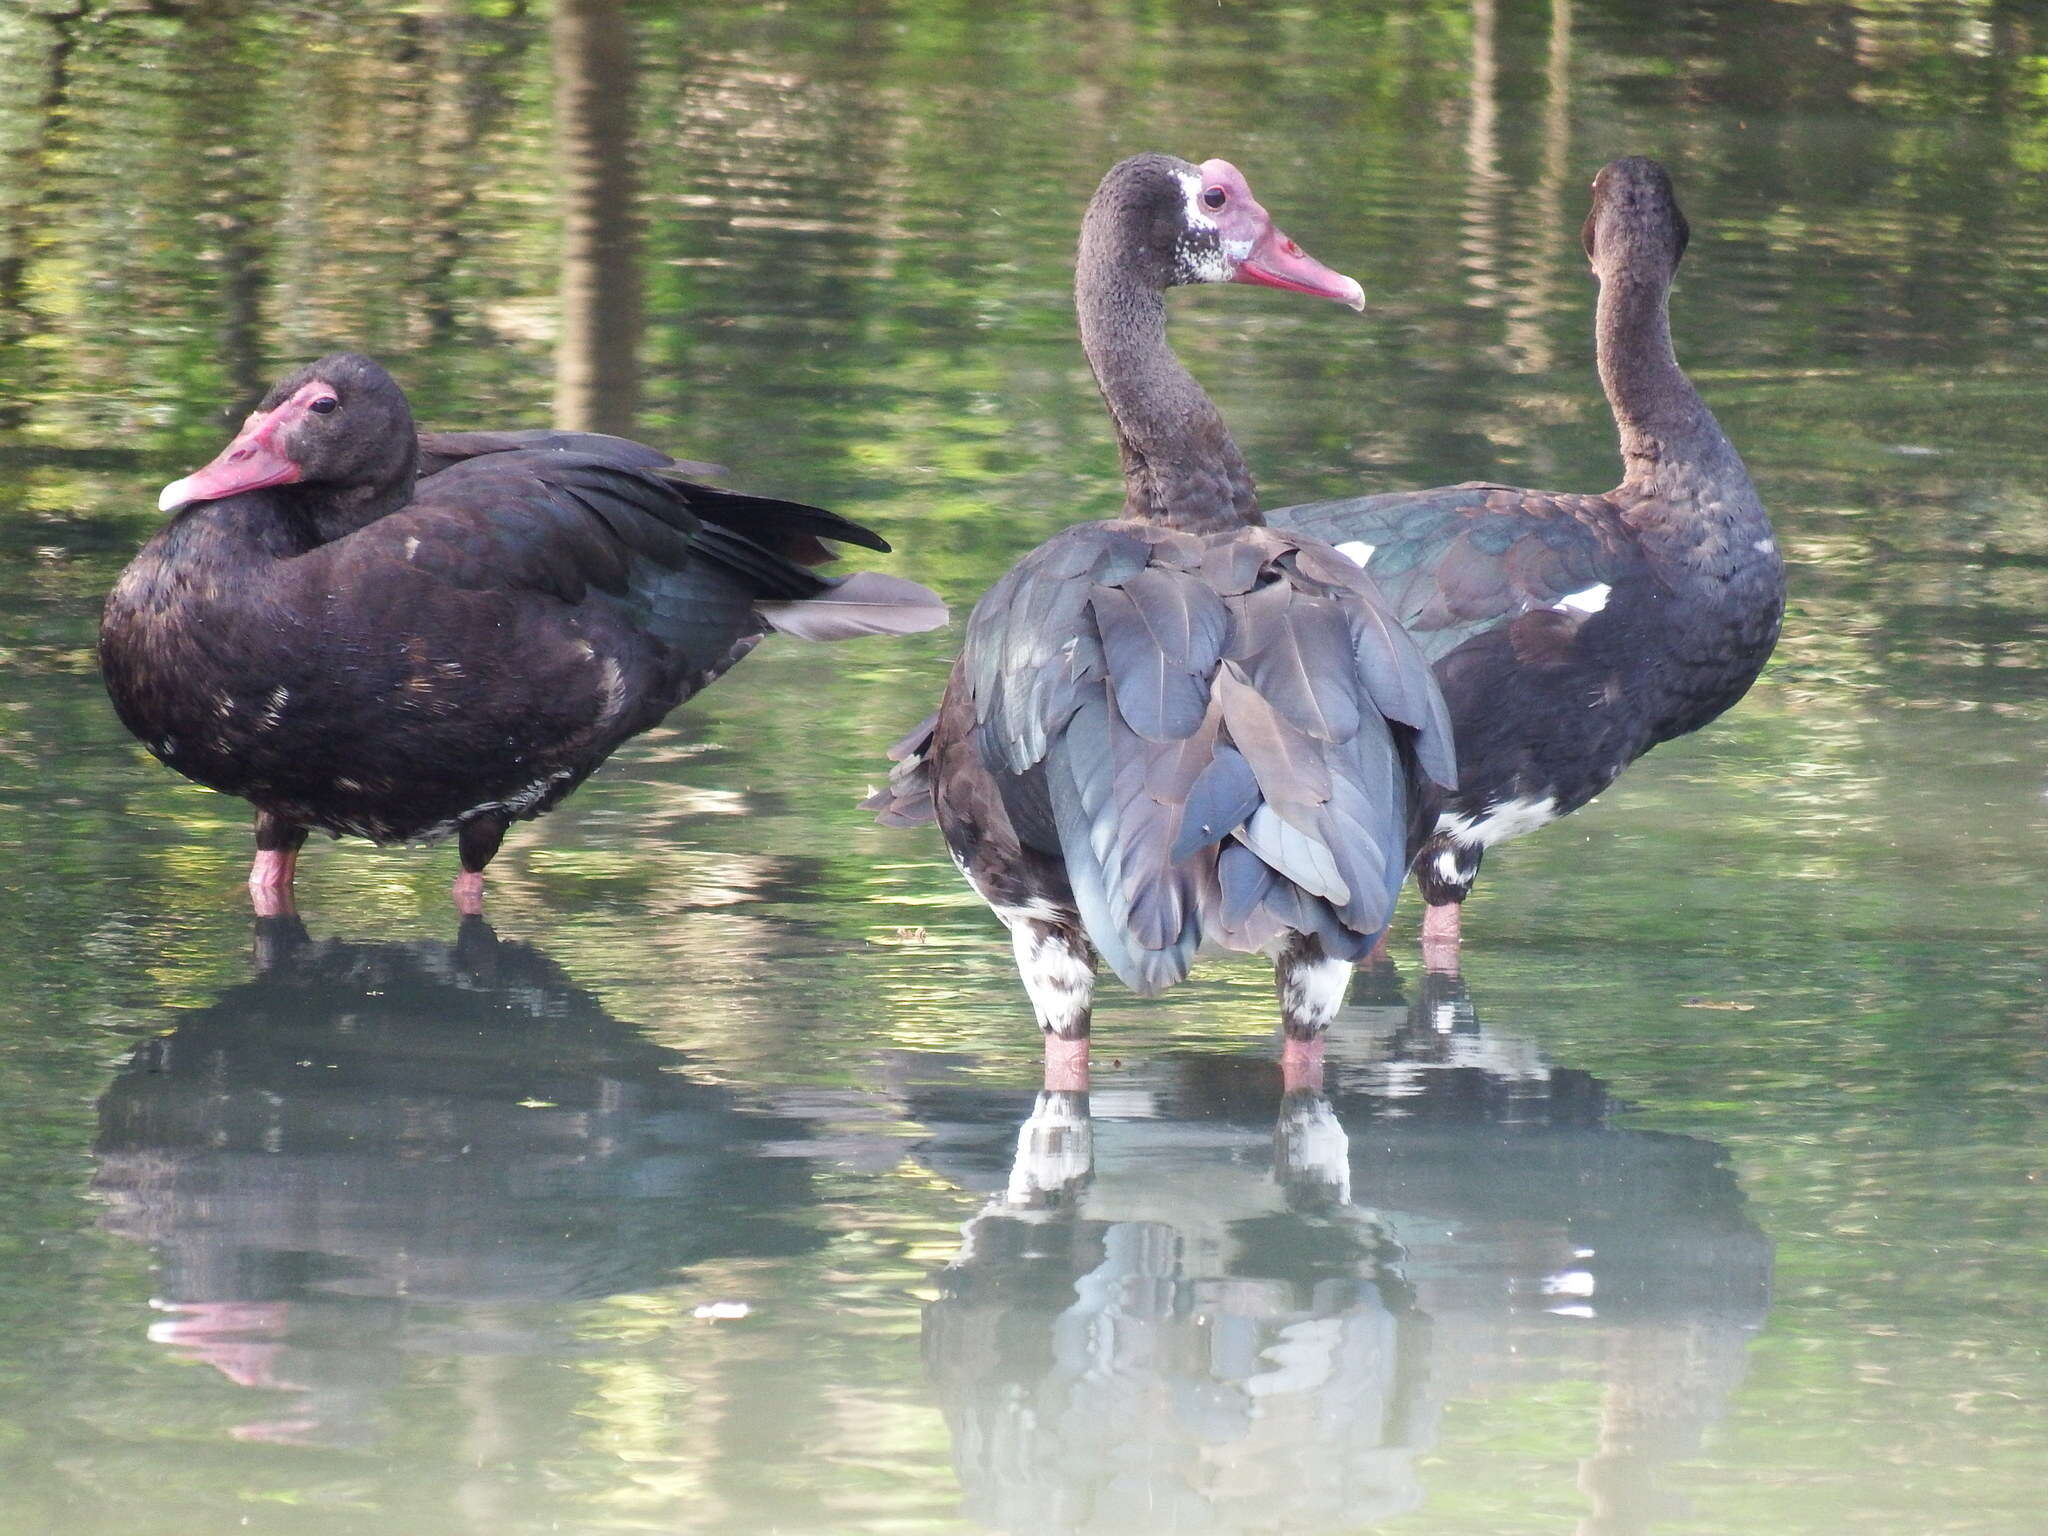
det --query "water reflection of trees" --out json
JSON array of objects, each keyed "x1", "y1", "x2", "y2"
[
  {"x1": 4, "y1": 0, "x2": 2045, "y2": 709},
  {"x1": 553, "y1": 0, "x2": 641, "y2": 434},
  {"x1": 903, "y1": 967, "x2": 1771, "y2": 1536}
]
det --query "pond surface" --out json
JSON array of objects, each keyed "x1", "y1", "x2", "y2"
[{"x1": 0, "y1": 1, "x2": 2043, "y2": 1533}]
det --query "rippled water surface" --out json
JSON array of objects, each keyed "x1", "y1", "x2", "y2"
[{"x1": 0, "y1": 2, "x2": 2043, "y2": 1533}]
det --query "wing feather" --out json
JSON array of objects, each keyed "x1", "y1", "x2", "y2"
[
  {"x1": 1171, "y1": 741, "x2": 1261, "y2": 862},
  {"x1": 1232, "y1": 581, "x2": 1362, "y2": 743},
  {"x1": 1270, "y1": 483, "x2": 1646, "y2": 664},
  {"x1": 1093, "y1": 584, "x2": 1209, "y2": 742},
  {"x1": 948, "y1": 519, "x2": 1454, "y2": 993}
]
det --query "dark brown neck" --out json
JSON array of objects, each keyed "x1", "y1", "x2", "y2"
[
  {"x1": 109, "y1": 494, "x2": 313, "y2": 627},
  {"x1": 1597, "y1": 266, "x2": 1779, "y2": 594},
  {"x1": 294, "y1": 475, "x2": 414, "y2": 545},
  {"x1": 170, "y1": 493, "x2": 320, "y2": 566},
  {"x1": 1077, "y1": 265, "x2": 1260, "y2": 533},
  {"x1": 291, "y1": 436, "x2": 419, "y2": 545},
  {"x1": 1596, "y1": 269, "x2": 1739, "y2": 494}
]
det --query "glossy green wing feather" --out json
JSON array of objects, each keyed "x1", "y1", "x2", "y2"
[{"x1": 1272, "y1": 483, "x2": 1646, "y2": 664}]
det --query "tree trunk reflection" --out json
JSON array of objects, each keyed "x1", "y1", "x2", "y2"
[{"x1": 553, "y1": 0, "x2": 641, "y2": 435}]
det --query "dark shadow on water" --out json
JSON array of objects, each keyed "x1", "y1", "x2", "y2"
[
  {"x1": 90, "y1": 916, "x2": 822, "y2": 1449},
  {"x1": 899, "y1": 968, "x2": 1773, "y2": 1536}
]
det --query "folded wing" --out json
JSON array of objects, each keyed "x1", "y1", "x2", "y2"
[
  {"x1": 1272, "y1": 483, "x2": 1646, "y2": 663},
  {"x1": 959, "y1": 521, "x2": 1454, "y2": 995}
]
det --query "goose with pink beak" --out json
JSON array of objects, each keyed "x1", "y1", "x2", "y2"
[
  {"x1": 866, "y1": 153, "x2": 1454, "y2": 1056},
  {"x1": 107, "y1": 352, "x2": 947, "y2": 915}
]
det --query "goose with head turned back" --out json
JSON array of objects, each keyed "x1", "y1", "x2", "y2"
[
  {"x1": 870, "y1": 154, "x2": 1455, "y2": 1053},
  {"x1": 103, "y1": 354, "x2": 947, "y2": 914},
  {"x1": 1271, "y1": 157, "x2": 1785, "y2": 967}
]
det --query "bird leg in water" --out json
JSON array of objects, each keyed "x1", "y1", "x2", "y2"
[
  {"x1": 1042, "y1": 1029, "x2": 1090, "y2": 1092},
  {"x1": 453, "y1": 814, "x2": 508, "y2": 917},
  {"x1": 1279, "y1": 1029, "x2": 1325, "y2": 1096},
  {"x1": 247, "y1": 812, "x2": 306, "y2": 917},
  {"x1": 1275, "y1": 1032, "x2": 1352, "y2": 1206},
  {"x1": 1421, "y1": 900, "x2": 1464, "y2": 974},
  {"x1": 1006, "y1": 1036, "x2": 1093, "y2": 1206}
]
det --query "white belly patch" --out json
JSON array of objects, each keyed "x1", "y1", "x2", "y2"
[{"x1": 1437, "y1": 794, "x2": 1559, "y2": 848}]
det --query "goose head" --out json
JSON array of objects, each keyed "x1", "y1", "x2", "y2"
[
  {"x1": 159, "y1": 353, "x2": 417, "y2": 514},
  {"x1": 1080, "y1": 152, "x2": 1364, "y2": 310},
  {"x1": 1581, "y1": 156, "x2": 1691, "y2": 285}
]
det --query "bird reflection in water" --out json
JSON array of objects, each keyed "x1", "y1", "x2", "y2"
[
  {"x1": 910, "y1": 969, "x2": 1772, "y2": 1535},
  {"x1": 91, "y1": 916, "x2": 821, "y2": 1447}
]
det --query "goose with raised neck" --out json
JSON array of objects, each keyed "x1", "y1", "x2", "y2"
[
  {"x1": 1273, "y1": 156, "x2": 1785, "y2": 968},
  {"x1": 875, "y1": 153, "x2": 1451, "y2": 1057}
]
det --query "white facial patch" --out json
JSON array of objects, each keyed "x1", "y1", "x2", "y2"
[
  {"x1": 1174, "y1": 169, "x2": 1234, "y2": 282},
  {"x1": 1335, "y1": 541, "x2": 1377, "y2": 569},
  {"x1": 1554, "y1": 583, "x2": 1610, "y2": 616}
]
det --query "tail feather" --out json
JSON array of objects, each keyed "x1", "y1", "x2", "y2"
[
  {"x1": 862, "y1": 713, "x2": 940, "y2": 828},
  {"x1": 687, "y1": 522, "x2": 826, "y2": 602},
  {"x1": 670, "y1": 479, "x2": 892, "y2": 562},
  {"x1": 755, "y1": 570, "x2": 949, "y2": 642}
]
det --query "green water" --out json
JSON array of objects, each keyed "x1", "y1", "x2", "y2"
[{"x1": 0, "y1": 1, "x2": 2042, "y2": 1532}]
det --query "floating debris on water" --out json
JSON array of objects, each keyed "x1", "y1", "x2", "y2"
[{"x1": 693, "y1": 1301, "x2": 753, "y2": 1322}]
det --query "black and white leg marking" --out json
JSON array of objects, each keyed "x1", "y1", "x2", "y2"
[
  {"x1": 1275, "y1": 934, "x2": 1353, "y2": 1040},
  {"x1": 1007, "y1": 915, "x2": 1096, "y2": 1039}
]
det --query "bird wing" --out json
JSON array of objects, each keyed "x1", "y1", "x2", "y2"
[
  {"x1": 861, "y1": 712, "x2": 941, "y2": 828},
  {"x1": 343, "y1": 453, "x2": 939, "y2": 672},
  {"x1": 417, "y1": 429, "x2": 888, "y2": 563},
  {"x1": 1270, "y1": 483, "x2": 1647, "y2": 663},
  {"x1": 416, "y1": 428, "x2": 695, "y2": 478},
  {"x1": 958, "y1": 521, "x2": 1454, "y2": 995}
]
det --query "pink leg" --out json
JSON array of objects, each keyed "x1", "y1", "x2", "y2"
[
  {"x1": 453, "y1": 815, "x2": 505, "y2": 917},
  {"x1": 1042, "y1": 1030, "x2": 1090, "y2": 1094},
  {"x1": 1420, "y1": 900, "x2": 1463, "y2": 974},
  {"x1": 1280, "y1": 1030, "x2": 1326, "y2": 1096},
  {"x1": 246, "y1": 848, "x2": 298, "y2": 917}
]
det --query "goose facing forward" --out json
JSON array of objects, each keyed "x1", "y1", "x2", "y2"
[
  {"x1": 875, "y1": 155, "x2": 1455, "y2": 1044},
  {"x1": 1274, "y1": 157, "x2": 1785, "y2": 962}
]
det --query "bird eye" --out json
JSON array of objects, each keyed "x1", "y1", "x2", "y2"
[
  {"x1": 309, "y1": 396, "x2": 339, "y2": 415},
  {"x1": 1202, "y1": 186, "x2": 1226, "y2": 210}
]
